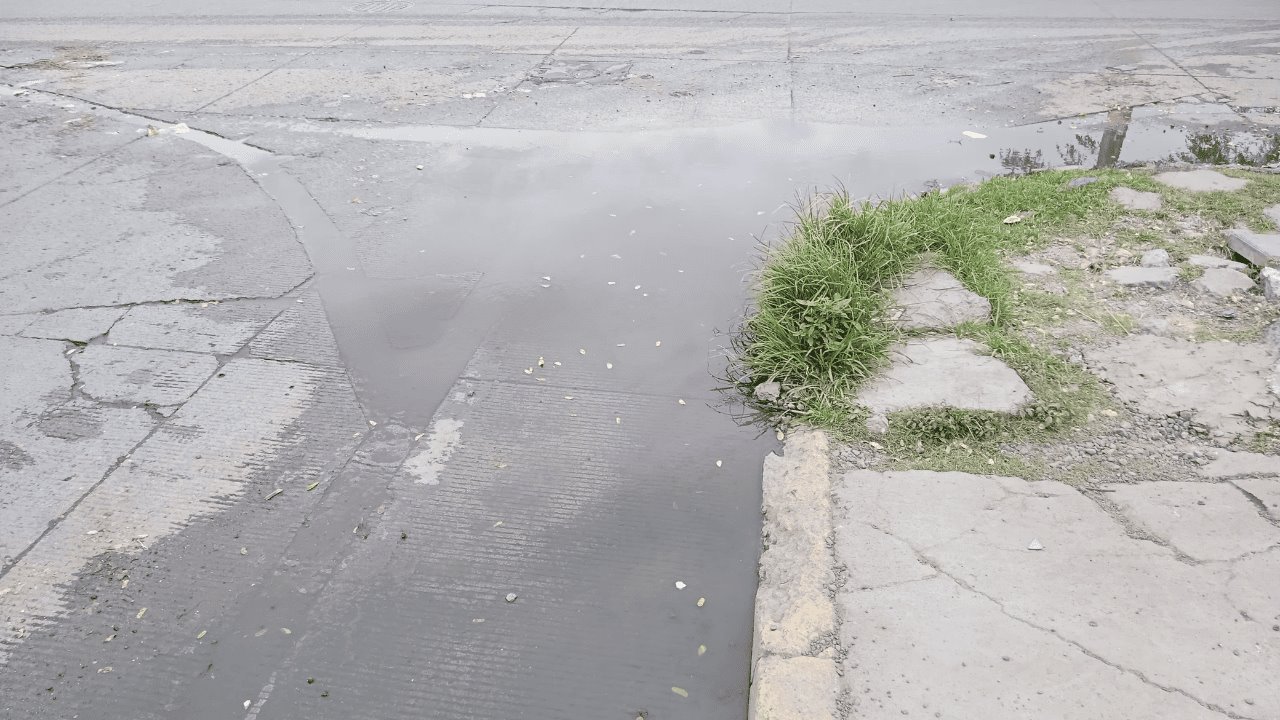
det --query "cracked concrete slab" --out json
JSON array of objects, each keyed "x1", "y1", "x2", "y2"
[
  {"x1": 74, "y1": 344, "x2": 217, "y2": 408},
  {"x1": 837, "y1": 469, "x2": 1280, "y2": 719},
  {"x1": 888, "y1": 268, "x2": 991, "y2": 330},
  {"x1": 1200, "y1": 450, "x2": 1280, "y2": 479},
  {"x1": 1087, "y1": 335, "x2": 1280, "y2": 436},
  {"x1": 1234, "y1": 478, "x2": 1280, "y2": 521},
  {"x1": 1108, "y1": 481, "x2": 1279, "y2": 561},
  {"x1": 109, "y1": 301, "x2": 280, "y2": 354},
  {"x1": 855, "y1": 337, "x2": 1034, "y2": 415},
  {"x1": 18, "y1": 307, "x2": 125, "y2": 342},
  {"x1": 1109, "y1": 187, "x2": 1163, "y2": 211}
]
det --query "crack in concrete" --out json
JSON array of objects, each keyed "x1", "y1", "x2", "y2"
[
  {"x1": 1228, "y1": 481, "x2": 1280, "y2": 527},
  {"x1": 895, "y1": 537, "x2": 1249, "y2": 720},
  {"x1": 1081, "y1": 487, "x2": 1201, "y2": 565}
]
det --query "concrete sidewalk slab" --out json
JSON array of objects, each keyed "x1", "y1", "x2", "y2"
[{"x1": 835, "y1": 469, "x2": 1280, "y2": 719}]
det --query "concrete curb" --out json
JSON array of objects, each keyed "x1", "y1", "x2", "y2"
[{"x1": 748, "y1": 428, "x2": 841, "y2": 720}]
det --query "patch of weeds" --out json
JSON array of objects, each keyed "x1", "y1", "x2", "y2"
[
  {"x1": 885, "y1": 446, "x2": 1047, "y2": 479},
  {"x1": 1247, "y1": 423, "x2": 1280, "y2": 454},
  {"x1": 732, "y1": 169, "x2": 1127, "y2": 424}
]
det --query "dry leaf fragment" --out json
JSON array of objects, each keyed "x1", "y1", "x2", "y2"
[
  {"x1": 671, "y1": 687, "x2": 688, "y2": 698},
  {"x1": 265, "y1": 489, "x2": 283, "y2": 501}
]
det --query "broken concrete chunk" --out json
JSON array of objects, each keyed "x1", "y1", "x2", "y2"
[
  {"x1": 1225, "y1": 228, "x2": 1280, "y2": 268},
  {"x1": 1109, "y1": 187, "x2": 1162, "y2": 211},
  {"x1": 1109, "y1": 482, "x2": 1277, "y2": 561},
  {"x1": 1153, "y1": 169, "x2": 1248, "y2": 193},
  {"x1": 1262, "y1": 268, "x2": 1280, "y2": 302},
  {"x1": 1186, "y1": 254, "x2": 1248, "y2": 272},
  {"x1": 1192, "y1": 267, "x2": 1254, "y2": 298},
  {"x1": 1012, "y1": 261, "x2": 1056, "y2": 276},
  {"x1": 1266, "y1": 204, "x2": 1280, "y2": 229},
  {"x1": 855, "y1": 337, "x2": 1033, "y2": 415},
  {"x1": 1105, "y1": 266, "x2": 1178, "y2": 289},
  {"x1": 1139, "y1": 249, "x2": 1170, "y2": 268},
  {"x1": 754, "y1": 381, "x2": 782, "y2": 403},
  {"x1": 889, "y1": 268, "x2": 990, "y2": 330},
  {"x1": 1087, "y1": 335, "x2": 1279, "y2": 436}
]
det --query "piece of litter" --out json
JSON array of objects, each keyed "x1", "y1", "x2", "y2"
[
  {"x1": 541, "y1": 276, "x2": 551, "y2": 282},
  {"x1": 615, "y1": 417, "x2": 621, "y2": 424},
  {"x1": 523, "y1": 367, "x2": 533, "y2": 375},
  {"x1": 1027, "y1": 539, "x2": 1045, "y2": 551},
  {"x1": 505, "y1": 593, "x2": 518, "y2": 603},
  {"x1": 962, "y1": 130, "x2": 987, "y2": 139},
  {"x1": 1002, "y1": 214, "x2": 1023, "y2": 225},
  {"x1": 675, "y1": 581, "x2": 686, "y2": 589},
  {"x1": 281, "y1": 627, "x2": 292, "y2": 635},
  {"x1": 136, "y1": 608, "x2": 147, "y2": 619},
  {"x1": 564, "y1": 395, "x2": 574, "y2": 400},
  {"x1": 171, "y1": 123, "x2": 190, "y2": 134},
  {"x1": 104, "y1": 633, "x2": 115, "y2": 642},
  {"x1": 606, "y1": 362, "x2": 613, "y2": 369},
  {"x1": 633, "y1": 285, "x2": 641, "y2": 290},
  {"x1": 307, "y1": 481, "x2": 320, "y2": 491},
  {"x1": 697, "y1": 597, "x2": 706, "y2": 607},
  {"x1": 416, "y1": 164, "x2": 424, "y2": 170},
  {"x1": 255, "y1": 628, "x2": 268, "y2": 637},
  {"x1": 715, "y1": 460, "x2": 722, "y2": 467},
  {"x1": 265, "y1": 489, "x2": 283, "y2": 501},
  {"x1": 671, "y1": 687, "x2": 688, "y2": 698},
  {"x1": 197, "y1": 630, "x2": 207, "y2": 639},
  {"x1": 554, "y1": 361, "x2": 562, "y2": 366},
  {"x1": 493, "y1": 521, "x2": 504, "y2": 527},
  {"x1": 678, "y1": 399, "x2": 686, "y2": 405},
  {"x1": 121, "y1": 578, "x2": 129, "y2": 588},
  {"x1": 654, "y1": 341, "x2": 661, "y2": 347},
  {"x1": 368, "y1": 420, "x2": 377, "y2": 427},
  {"x1": 616, "y1": 343, "x2": 626, "y2": 347},
  {"x1": 579, "y1": 348, "x2": 587, "y2": 355},
  {"x1": 776, "y1": 430, "x2": 785, "y2": 441},
  {"x1": 697, "y1": 644, "x2": 707, "y2": 656},
  {"x1": 538, "y1": 356, "x2": 545, "y2": 367},
  {"x1": 244, "y1": 700, "x2": 251, "y2": 710},
  {"x1": 240, "y1": 547, "x2": 248, "y2": 555}
]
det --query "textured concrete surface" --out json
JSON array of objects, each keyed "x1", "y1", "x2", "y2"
[
  {"x1": 856, "y1": 337, "x2": 1034, "y2": 415},
  {"x1": 751, "y1": 431, "x2": 839, "y2": 720},
  {"x1": 835, "y1": 469, "x2": 1280, "y2": 719},
  {"x1": 1188, "y1": 254, "x2": 1249, "y2": 272},
  {"x1": 889, "y1": 268, "x2": 991, "y2": 330},
  {"x1": 1087, "y1": 335, "x2": 1280, "y2": 435}
]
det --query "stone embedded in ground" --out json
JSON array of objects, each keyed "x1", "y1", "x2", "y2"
[
  {"x1": 1193, "y1": 267, "x2": 1254, "y2": 297},
  {"x1": 1066, "y1": 176, "x2": 1098, "y2": 188},
  {"x1": 1012, "y1": 261, "x2": 1056, "y2": 276},
  {"x1": 1265, "y1": 321, "x2": 1280, "y2": 352},
  {"x1": 1266, "y1": 204, "x2": 1280, "y2": 229},
  {"x1": 1225, "y1": 227, "x2": 1280, "y2": 267},
  {"x1": 1261, "y1": 267, "x2": 1280, "y2": 302},
  {"x1": 1104, "y1": 266, "x2": 1178, "y2": 289},
  {"x1": 1108, "y1": 187, "x2": 1162, "y2": 211},
  {"x1": 754, "y1": 381, "x2": 782, "y2": 403},
  {"x1": 75, "y1": 345, "x2": 219, "y2": 408},
  {"x1": 1187, "y1": 254, "x2": 1248, "y2": 272},
  {"x1": 1140, "y1": 249, "x2": 1170, "y2": 267},
  {"x1": 855, "y1": 337, "x2": 1033, "y2": 415},
  {"x1": 865, "y1": 413, "x2": 889, "y2": 435},
  {"x1": 1153, "y1": 169, "x2": 1249, "y2": 193},
  {"x1": 888, "y1": 268, "x2": 991, "y2": 330},
  {"x1": 1108, "y1": 482, "x2": 1278, "y2": 561},
  {"x1": 1086, "y1": 335, "x2": 1279, "y2": 435}
]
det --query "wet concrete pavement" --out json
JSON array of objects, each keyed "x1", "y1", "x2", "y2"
[{"x1": 2, "y1": 2, "x2": 1279, "y2": 718}]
